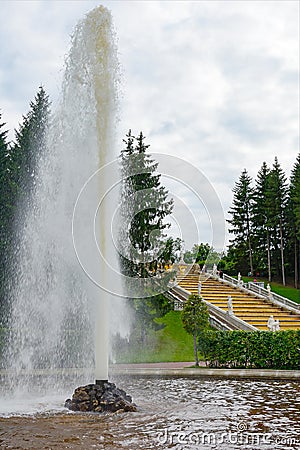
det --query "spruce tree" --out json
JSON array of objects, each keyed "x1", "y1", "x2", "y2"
[
  {"x1": 252, "y1": 162, "x2": 272, "y2": 281},
  {"x1": 119, "y1": 130, "x2": 174, "y2": 339},
  {"x1": 227, "y1": 169, "x2": 254, "y2": 274},
  {"x1": 10, "y1": 86, "x2": 50, "y2": 204},
  {"x1": 119, "y1": 130, "x2": 173, "y2": 278},
  {"x1": 0, "y1": 114, "x2": 10, "y2": 314},
  {"x1": 267, "y1": 157, "x2": 288, "y2": 285},
  {"x1": 0, "y1": 88, "x2": 50, "y2": 317},
  {"x1": 225, "y1": 156, "x2": 298, "y2": 285},
  {"x1": 0, "y1": 114, "x2": 10, "y2": 233},
  {"x1": 287, "y1": 153, "x2": 300, "y2": 287}
]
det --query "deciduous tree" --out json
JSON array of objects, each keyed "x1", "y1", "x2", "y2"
[{"x1": 181, "y1": 294, "x2": 209, "y2": 366}]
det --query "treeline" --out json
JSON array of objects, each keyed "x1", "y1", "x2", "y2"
[
  {"x1": 227, "y1": 156, "x2": 300, "y2": 287},
  {"x1": 0, "y1": 87, "x2": 50, "y2": 319}
]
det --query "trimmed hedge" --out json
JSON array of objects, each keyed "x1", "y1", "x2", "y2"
[{"x1": 198, "y1": 330, "x2": 300, "y2": 370}]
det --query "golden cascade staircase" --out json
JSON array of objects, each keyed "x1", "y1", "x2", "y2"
[{"x1": 177, "y1": 273, "x2": 300, "y2": 330}]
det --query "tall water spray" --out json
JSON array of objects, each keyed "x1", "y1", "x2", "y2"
[{"x1": 5, "y1": 6, "x2": 123, "y2": 389}]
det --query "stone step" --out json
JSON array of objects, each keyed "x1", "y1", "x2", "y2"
[
  {"x1": 177, "y1": 274, "x2": 300, "y2": 330},
  {"x1": 213, "y1": 307, "x2": 289, "y2": 313}
]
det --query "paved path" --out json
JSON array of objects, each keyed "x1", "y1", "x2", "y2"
[
  {"x1": 110, "y1": 362, "x2": 300, "y2": 380},
  {"x1": 111, "y1": 362, "x2": 200, "y2": 369},
  {"x1": 1, "y1": 363, "x2": 299, "y2": 381}
]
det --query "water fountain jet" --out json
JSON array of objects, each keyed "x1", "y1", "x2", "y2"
[{"x1": 4, "y1": 5, "x2": 135, "y2": 413}]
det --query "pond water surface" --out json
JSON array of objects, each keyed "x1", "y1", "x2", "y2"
[{"x1": 0, "y1": 376, "x2": 300, "y2": 449}]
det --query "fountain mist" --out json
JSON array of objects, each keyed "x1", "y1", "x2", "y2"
[{"x1": 4, "y1": 6, "x2": 124, "y2": 391}]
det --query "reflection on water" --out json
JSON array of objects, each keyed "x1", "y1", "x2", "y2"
[{"x1": 1, "y1": 376, "x2": 300, "y2": 449}]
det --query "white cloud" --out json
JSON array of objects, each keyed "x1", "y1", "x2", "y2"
[{"x1": 0, "y1": 0, "x2": 298, "y2": 248}]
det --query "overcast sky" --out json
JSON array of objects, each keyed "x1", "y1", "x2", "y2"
[{"x1": 0, "y1": 0, "x2": 299, "y2": 250}]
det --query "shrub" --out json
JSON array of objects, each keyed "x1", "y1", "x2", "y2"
[{"x1": 198, "y1": 330, "x2": 300, "y2": 370}]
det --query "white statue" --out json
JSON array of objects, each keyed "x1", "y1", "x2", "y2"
[
  {"x1": 238, "y1": 272, "x2": 242, "y2": 285},
  {"x1": 179, "y1": 251, "x2": 185, "y2": 264},
  {"x1": 212, "y1": 264, "x2": 217, "y2": 276},
  {"x1": 198, "y1": 281, "x2": 202, "y2": 296},
  {"x1": 267, "y1": 315, "x2": 275, "y2": 331},
  {"x1": 273, "y1": 319, "x2": 280, "y2": 331},
  {"x1": 267, "y1": 283, "x2": 272, "y2": 298},
  {"x1": 227, "y1": 296, "x2": 233, "y2": 316}
]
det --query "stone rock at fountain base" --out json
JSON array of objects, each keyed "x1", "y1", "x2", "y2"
[{"x1": 64, "y1": 382, "x2": 137, "y2": 413}]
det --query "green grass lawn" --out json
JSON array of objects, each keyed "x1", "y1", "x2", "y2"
[
  {"x1": 114, "y1": 310, "x2": 195, "y2": 363},
  {"x1": 270, "y1": 284, "x2": 300, "y2": 303},
  {"x1": 114, "y1": 277, "x2": 300, "y2": 364}
]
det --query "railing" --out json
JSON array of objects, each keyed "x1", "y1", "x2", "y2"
[
  {"x1": 247, "y1": 282, "x2": 300, "y2": 312},
  {"x1": 247, "y1": 282, "x2": 266, "y2": 297},
  {"x1": 168, "y1": 285, "x2": 257, "y2": 331},
  {"x1": 219, "y1": 274, "x2": 300, "y2": 313},
  {"x1": 165, "y1": 287, "x2": 185, "y2": 311},
  {"x1": 223, "y1": 273, "x2": 242, "y2": 287},
  {"x1": 203, "y1": 297, "x2": 258, "y2": 331},
  {"x1": 249, "y1": 281, "x2": 265, "y2": 288},
  {"x1": 169, "y1": 267, "x2": 300, "y2": 322},
  {"x1": 209, "y1": 316, "x2": 232, "y2": 331}
]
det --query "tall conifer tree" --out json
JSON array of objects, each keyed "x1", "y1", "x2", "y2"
[
  {"x1": 0, "y1": 88, "x2": 50, "y2": 317},
  {"x1": 0, "y1": 114, "x2": 10, "y2": 312},
  {"x1": 227, "y1": 169, "x2": 254, "y2": 274},
  {"x1": 120, "y1": 130, "x2": 173, "y2": 278},
  {"x1": 287, "y1": 153, "x2": 300, "y2": 287},
  {"x1": 10, "y1": 86, "x2": 50, "y2": 204},
  {"x1": 119, "y1": 130, "x2": 174, "y2": 341},
  {"x1": 252, "y1": 162, "x2": 272, "y2": 281},
  {"x1": 267, "y1": 157, "x2": 288, "y2": 285}
]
